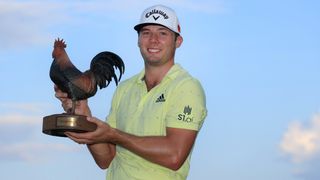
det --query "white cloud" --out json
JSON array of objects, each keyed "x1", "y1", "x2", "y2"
[
  {"x1": 0, "y1": 104, "x2": 45, "y2": 144},
  {"x1": 280, "y1": 113, "x2": 320, "y2": 163},
  {"x1": 280, "y1": 113, "x2": 320, "y2": 179},
  {"x1": 0, "y1": 102, "x2": 52, "y2": 125},
  {"x1": 0, "y1": 113, "x2": 41, "y2": 125},
  {"x1": 0, "y1": 102, "x2": 80, "y2": 162},
  {"x1": 0, "y1": 1, "x2": 66, "y2": 49},
  {"x1": 0, "y1": 142, "x2": 79, "y2": 162},
  {"x1": 0, "y1": 102, "x2": 51, "y2": 113},
  {"x1": 0, "y1": 0, "x2": 225, "y2": 50}
]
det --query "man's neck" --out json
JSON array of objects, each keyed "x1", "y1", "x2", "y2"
[{"x1": 144, "y1": 63, "x2": 174, "y2": 91}]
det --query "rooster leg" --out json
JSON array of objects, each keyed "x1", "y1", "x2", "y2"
[
  {"x1": 66, "y1": 100, "x2": 76, "y2": 114},
  {"x1": 70, "y1": 100, "x2": 76, "y2": 115}
]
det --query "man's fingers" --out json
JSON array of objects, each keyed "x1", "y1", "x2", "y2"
[
  {"x1": 65, "y1": 131, "x2": 93, "y2": 144},
  {"x1": 54, "y1": 86, "x2": 71, "y2": 111},
  {"x1": 54, "y1": 84, "x2": 59, "y2": 92},
  {"x1": 54, "y1": 84, "x2": 68, "y2": 99},
  {"x1": 87, "y1": 116, "x2": 100, "y2": 123},
  {"x1": 65, "y1": 131, "x2": 91, "y2": 139},
  {"x1": 55, "y1": 91, "x2": 68, "y2": 99}
]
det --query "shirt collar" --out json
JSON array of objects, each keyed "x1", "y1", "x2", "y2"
[{"x1": 136, "y1": 64, "x2": 184, "y2": 84}]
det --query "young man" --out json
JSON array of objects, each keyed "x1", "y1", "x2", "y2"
[{"x1": 55, "y1": 4, "x2": 207, "y2": 180}]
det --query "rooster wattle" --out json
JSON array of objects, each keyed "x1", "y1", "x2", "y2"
[{"x1": 50, "y1": 38, "x2": 125, "y2": 113}]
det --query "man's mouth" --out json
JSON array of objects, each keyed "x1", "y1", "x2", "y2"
[{"x1": 147, "y1": 48, "x2": 160, "y2": 53}]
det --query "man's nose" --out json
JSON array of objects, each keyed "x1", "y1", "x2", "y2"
[{"x1": 149, "y1": 33, "x2": 159, "y2": 43}]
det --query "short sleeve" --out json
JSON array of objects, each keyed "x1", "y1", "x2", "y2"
[
  {"x1": 106, "y1": 86, "x2": 122, "y2": 128},
  {"x1": 166, "y1": 78, "x2": 207, "y2": 131}
]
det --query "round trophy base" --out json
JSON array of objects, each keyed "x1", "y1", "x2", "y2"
[{"x1": 42, "y1": 114, "x2": 97, "y2": 137}]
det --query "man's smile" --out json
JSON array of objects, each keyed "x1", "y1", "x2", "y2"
[{"x1": 147, "y1": 48, "x2": 161, "y2": 53}]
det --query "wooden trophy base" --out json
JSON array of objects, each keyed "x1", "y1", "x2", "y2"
[{"x1": 42, "y1": 114, "x2": 97, "y2": 137}]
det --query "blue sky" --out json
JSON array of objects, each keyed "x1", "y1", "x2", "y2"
[{"x1": 0, "y1": 0, "x2": 320, "y2": 179}]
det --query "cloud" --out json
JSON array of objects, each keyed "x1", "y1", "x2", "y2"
[
  {"x1": 280, "y1": 113, "x2": 320, "y2": 162},
  {"x1": 0, "y1": 102, "x2": 51, "y2": 114},
  {"x1": 0, "y1": 142, "x2": 79, "y2": 162},
  {"x1": 0, "y1": 113, "x2": 40, "y2": 125},
  {"x1": 0, "y1": 102, "x2": 78, "y2": 162},
  {"x1": 0, "y1": 112, "x2": 41, "y2": 143},
  {"x1": 0, "y1": 0, "x2": 225, "y2": 50},
  {"x1": 0, "y1": 102, "x2": 52, "y2": 126},
  {"x1": 0, "y1": 102, "x2": 50, "y2": 144},
  {"x1": 0, "y1": 1, "x2": 67, "y2": 49},
  {"x1": 280, "y1": 113, "x2": 320, "y2": 179}
]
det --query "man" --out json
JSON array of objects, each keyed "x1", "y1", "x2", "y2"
[{"x1": 55, "y1": 4, "x2": 207, "y2": 180}]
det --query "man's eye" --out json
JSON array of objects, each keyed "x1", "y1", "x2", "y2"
[
  {"x1": 160, "y1": 32, "x2": 168, "y2": 36},
  {"x1": 141, "y1": 31, "x2": 150, "y2": 36}
]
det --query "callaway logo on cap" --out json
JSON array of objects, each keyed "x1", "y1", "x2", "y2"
[{"x1": 134, "y1": 5, "x2": 181, "y2": 34}]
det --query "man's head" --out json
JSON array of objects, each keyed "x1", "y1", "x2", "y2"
[
  {"x1": 135, "y1": 5, "x2": 183, "y2": 66},
  {"x1": 134, "y1": 5, "x2": 181, "y2": 35}
]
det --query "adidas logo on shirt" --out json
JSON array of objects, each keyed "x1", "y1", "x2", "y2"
[{"x1": 155, "y1": 93, "x2": 166, "y2": 103}]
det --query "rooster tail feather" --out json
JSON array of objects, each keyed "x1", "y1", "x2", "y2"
[{"x1": 90, "y1": 51, "x2": 125, "y2": 89}]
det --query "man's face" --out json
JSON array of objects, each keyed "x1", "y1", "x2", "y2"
[{"x1": 138, "y1": 25, "x2": 182, "y2": 66}]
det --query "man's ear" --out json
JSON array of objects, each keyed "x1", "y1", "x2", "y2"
[
  {"x1": 137, "y1": 33, "x2": 141, "y2": 47},
  {"x1": 175, "y1": 35, "x2": 183, "y2": 48},
  {"x1": 138, "y1": 35, "x2": 143, "y2": 47}
]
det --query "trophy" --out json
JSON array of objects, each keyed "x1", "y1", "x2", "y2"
[{"x1": 42, "y1": 38, "x2": 124, "y2": 137}]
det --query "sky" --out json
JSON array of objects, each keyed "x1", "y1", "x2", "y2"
[{"x1": 0, "y1": 0, "x2": 320, "y2": 179}]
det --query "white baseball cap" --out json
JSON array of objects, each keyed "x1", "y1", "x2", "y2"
[{"x1": 134, "y1": 5, "x2": 181, "y2": 34}]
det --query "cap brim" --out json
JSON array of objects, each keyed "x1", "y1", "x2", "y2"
[
  {"x1": 134, "y1": 23, "x2": 160, "y2": 32},
  {"x1": 134, "y1": 23, "x2": 179, "y2": 34}
]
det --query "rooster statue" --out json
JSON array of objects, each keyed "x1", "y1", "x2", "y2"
[{"x1": 50, "y1": 38, "x2": 125, "y2": 114}]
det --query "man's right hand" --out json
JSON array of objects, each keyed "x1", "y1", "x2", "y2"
[{"x1": 53, "y1": 85, "x2": 92, "y2": 116}]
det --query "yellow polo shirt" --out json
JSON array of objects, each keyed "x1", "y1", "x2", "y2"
[{"x1": 106, "y1": 64, "x2": 207, "y2": 180}]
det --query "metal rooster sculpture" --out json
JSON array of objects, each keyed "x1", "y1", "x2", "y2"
[{"x1": 50, "y1": 38, "x2": 125, "y2": 114}]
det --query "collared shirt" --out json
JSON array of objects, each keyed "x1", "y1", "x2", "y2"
[{"x1": 106, "y1": 64, "x2": 207, "y2": 180}]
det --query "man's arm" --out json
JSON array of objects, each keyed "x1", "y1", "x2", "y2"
[
  {"x1": 112, "y1": 127, "x2": 197, "y2": 170},
  {"x1": 54, "y1": 85, "x2": 116, "y2": 169},
  {"x1": 65, "y1": 117, "x2": 197, "y2": 171},
  {"x1": 87, "y1": 143, "x2": 116, "y2": 169}
]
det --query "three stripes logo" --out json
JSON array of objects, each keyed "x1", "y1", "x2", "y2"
[{"x1": 155, "y1": 93, "x2": 166, "y2": 103}]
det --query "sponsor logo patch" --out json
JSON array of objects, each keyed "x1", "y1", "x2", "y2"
[
  {"x1": 155, "y1": 93, "x2": 166, "y2": 103},
  {"x1": 177, "y1": 105, "x2": 193, "y2": 123},
  {"x1": 145, "y1": 9, "x2": 169, "y2": 20}
]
